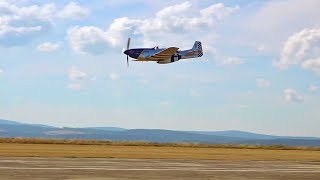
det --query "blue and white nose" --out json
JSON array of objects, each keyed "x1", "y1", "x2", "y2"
[
  {"x1": 123, "y1": 49, "x2": 134, "y2": 58},
  {"x1": 123, "y1": 49, "x2": 130, "y2": 56},
  {"x1": 123, "y1": 49, "x2": 143, "y2": 59}
]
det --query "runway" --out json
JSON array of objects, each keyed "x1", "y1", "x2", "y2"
[{"x1": 0, "y1": 157, "x2": 320, "y2": 179}]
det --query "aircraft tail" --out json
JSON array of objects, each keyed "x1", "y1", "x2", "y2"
[{"x1": 192, "y1": 41, "x2": 203, "y2": 57}]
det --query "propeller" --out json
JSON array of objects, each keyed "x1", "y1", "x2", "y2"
[
  {"x1": 127, "y1": 37, "x2": 131, "y2": 50},
  {"x1": 126, "y1": 37, "x2": 131, "y2": 67}
]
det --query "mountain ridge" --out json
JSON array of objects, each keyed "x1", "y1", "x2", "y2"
[{"x1": 0, "y1": 119, "x2": 319, "y2": 146}]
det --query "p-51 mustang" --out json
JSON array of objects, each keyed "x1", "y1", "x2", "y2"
[{"x1": 123, "y1": 38, "x2": 203, "y2": 66}]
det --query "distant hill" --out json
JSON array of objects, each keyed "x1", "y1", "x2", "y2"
[
  {"x1": 0, "y1": 119, "x2": 23, "y2": 125},
  {"x1": 0, "y1": 119, "x2": 319, "y2": 146},
  {"x1": 0, "y1": 119, "x2": 55, "y2": 129},
  {"x1": 191, "y1": 130, "x2": 320, "y2": 140},
  {"x1": 240, "y1": 139, "x2": 320, "y2": 147},
  {"x1": 87, "y1": 127, "x2": 127, "y2": 131},
  {"x1": 189, "y1": 130, "x2": 276, "y2": 140}
]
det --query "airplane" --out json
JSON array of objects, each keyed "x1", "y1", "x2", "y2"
[{"x1": 123, "y1": 38, "x2": 203, "y2": 66}]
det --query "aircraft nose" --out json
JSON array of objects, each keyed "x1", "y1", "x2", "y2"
[
  {"x1": 124, "y1": 50, "x2": 129, "y2": 55},
  {"x1": 123, "y1": 49, "x2": 142, "y2": 59}
]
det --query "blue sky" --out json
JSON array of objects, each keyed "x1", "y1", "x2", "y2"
[{"x1": 0, "y1": 0, "x2": 320, "y2": 136}]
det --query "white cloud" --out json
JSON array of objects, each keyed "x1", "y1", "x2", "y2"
[
  {"x1": 248, "y1": 0, "x2": 320, "y2": 51},
  {"x1": 257, "y1": 44, "x2": 266, "y2": 52},
  {"x1": 256, "y1": 78, "x2": 271, "y2": 88},
  {"x1": 159, "y1": 101, "x2": 170, "y2": 107},
  {"x1": 284, "y1": 88, "x2": 304, "y2": 102},
  {"x1": 156, "y1": 2, "x2": 191, "y2": 18},
  {"x1": 0, "y1": 1, "x2": 88, "y2": 46},
  {"x1": 234, "y1": 104, "x2": 249, "y2": 109},
  {"x1": 109, "y1": 73, "x2": 119, "y2": 80},
  {"x1": 90, "y1": 76, "x2": 97, "y2": 81},
  {"x1": 308, "y1": 84, "x2": 318, "y2": 91},
  {"x1": 66, "y1": 83, "x2": 82, "y2": 90},
  {"x1": 137, "y1": 79, "x2": 149, "y2": 85},
  {"x1": 147, "y1": 2, "x2": 238, "y2": 33},
  {"x1": 0, "y1": 68, "x2": 3, "y2": 76},
  {"x1": 189, "y1": 89, "x2": 201, "y2": 97},
  {"x1": 250, "y1": 0, "x2": 320, "y2": 31},
  {"x1": 37, "y1": 42, "x2": 60, "y2": 52},
  {"x1": 247, "y1": 90, "x2": 254, "y2": 96},
  {"x1": 58, "y1": 2, "x2": 89, "y2": 19},
  {"x1": 302, "y1": 58, "x2": 320, "y2": 74},
  {"x1": 66, "y1": 66, "x2": 91, "y2": 90},
  {"x1": 217, "y1": 104, "x2": 248, "y2": 113},
  {"x1": 221, "y1": 57, "x2": 244, "y2": 66},
  {"x1": 275, "y1": 28, "x2": 320, "y2": 74},
  {"x1": 67, "y1": 26, "x2": 110, "y2": 55},
  {"x1": 68, "y1": 66, "x2": 87, "y2": 81},
  {"x1": 67, "y1": 2, "x2": 238, "y2": 55}
]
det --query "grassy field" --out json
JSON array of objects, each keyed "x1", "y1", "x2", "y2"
[
  {"x1": 0, "y1": 138, "x2": 320, "y2": 161},
  {"x1": 1, "y1": 137, "x2": 320, "y2": 150}
]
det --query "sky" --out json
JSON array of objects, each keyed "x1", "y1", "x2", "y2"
[{"x1": 0, "y1": 0, "x2": 320, "y2": 136}]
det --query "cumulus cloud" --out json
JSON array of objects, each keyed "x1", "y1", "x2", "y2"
[
  {"x1": 247, "y1": 90, "x2": 254, "y2": 96},
  {"x1": 58, "y1": 2, "x2": 89, "y2": 19},
  {"x1": 159, "y1": 101, "x2": 170, "y2": 107},
  {"x1": 302, "y1": 58, "x2": 320, "y2": 74},
  {"x1": 248, "y1": 0, "x2": 320, "y2": 51},
  {"x1": 66, "y1": 83, "x2": 82, "y2": 90},
  {"x1": 67, "y1": 26, "x2": 110, "y2": 55},
  {"x1": 37, "y1": 42, "x2": 60, "y2": 52},
  {"x1": 0, "y1": 1, "x2": 53, "y2": 46},
  {"x1": 0, "y1": 1, "x2": 89, "y2": 46},
  {"x1": 275, "y1": 28, "x2": 320, "y2": 74},
  {"x1": 308, "y1": 84, "x2": 318, "y2": 91},
  {"x1": 67, "y1": 66, "x2": 90, "y2": 90},
  {"x1": 251, "y1": 0, "x2": 320, "y2": 31},
  {"x1": 68, "y1": 66, "x2": 87, "y2": 80},
  {"x1": 217, "y1": 104, "x2": 249, "y2": 113},
  {"x1": 233, "y1": 104, "x2": 249, "y2": 109},
  {"x1": 142, "y1": 2, "x2": 238, "y2": 33},
  {"x1": 189, "y1": 89, "x2": 201, "y2": 97},
  {"x1": 284, "y1": 88, "x2": 304, "y2": 102},
  {"x1": 257, "y1": 44, "x2": 266, "y2": 52},
  {"x1": 256, "y1": 78, "x2": 271, "y2": 88},
  {"x1": 109, "y1": 73, "x2": 119, "y2": 80},
  {"x1": 67, "y1": 2, "x2": 238, "y2": 55},
  {"x1": 221, "y1": 57, "x2": 244, "y2": 66}
]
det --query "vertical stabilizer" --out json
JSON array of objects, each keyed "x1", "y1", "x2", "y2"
[{"x1": 192, "y1": 41, "x2": 203, "y2": 57}]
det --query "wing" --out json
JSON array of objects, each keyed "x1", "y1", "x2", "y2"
[{"x1": 147, "y1": 47, "x2": 179, "y2": 61}]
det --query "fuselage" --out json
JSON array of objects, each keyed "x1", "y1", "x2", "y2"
[
  {"x1": 123, "y1": 48, "x2": 154, "y2": 60},
  {"x1": 124, "y1": 48, "x2": 199, "y2": 61}
]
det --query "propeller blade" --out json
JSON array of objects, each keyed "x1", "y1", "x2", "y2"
[
  {"x1": 125, "y1": 37, "x2": 131, "y2": 68},
  {"x1": 126, "y1": 37, "x2": 131, "y2": 50},
  {"x1": 127, "y1": 55, "x2": 129, "y2": 67}
]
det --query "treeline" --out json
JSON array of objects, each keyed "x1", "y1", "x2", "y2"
[{"x1": 0, "y1": 137, "x2": 319, "y2": 151}]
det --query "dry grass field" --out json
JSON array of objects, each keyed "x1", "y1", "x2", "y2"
[
  {"x1": 0, "y1": 138, "x2": 319, "y2": 161},
  {"x1": 1, "y1": 138, "x2": 320, "y2": 179}
]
